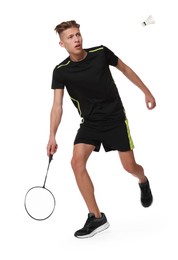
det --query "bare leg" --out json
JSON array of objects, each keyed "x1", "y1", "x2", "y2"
[
  {"x1": 119, "y1": 150, "x2": 147, "y2": 183},
  {"x1": 71, "y1": 143, "x2": 101, "y2": 218}
]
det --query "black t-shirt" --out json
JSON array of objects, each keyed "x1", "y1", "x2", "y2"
[{"x1": 52, "y1": 45, "x2": 125, "y2": 122}]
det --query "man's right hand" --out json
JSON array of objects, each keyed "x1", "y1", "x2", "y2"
[{"x1": 47, "y1": 137, "x2": 58, "y2": 156}]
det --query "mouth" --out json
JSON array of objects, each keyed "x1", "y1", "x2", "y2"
[{"x1": 75, "y1": 44, "x2": 81, "y2": 49}]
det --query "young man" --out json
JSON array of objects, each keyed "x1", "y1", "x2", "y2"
[{"x1": 47, "y1": 20, "x2": 156, "y2": 239}]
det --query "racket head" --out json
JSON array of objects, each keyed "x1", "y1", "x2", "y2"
[{"x1": 24, "y1": 186, "x2": 56, "y2": 221}]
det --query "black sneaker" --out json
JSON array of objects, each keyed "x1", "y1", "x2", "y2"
[
  {"x1": 139, "y1": 178, "x2": 153, "y2": 207},
  {"x1": 74, "y1": 213, "x2": 109, "y2": 239}
]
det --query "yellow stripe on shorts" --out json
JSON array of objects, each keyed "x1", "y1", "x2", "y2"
[{"x1": 125, "y1": 119, "x2": 134, "y2": 150}]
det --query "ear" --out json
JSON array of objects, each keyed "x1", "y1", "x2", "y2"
[{"x1": 59, "y1": 41, "x2": 64, "y2": 48}]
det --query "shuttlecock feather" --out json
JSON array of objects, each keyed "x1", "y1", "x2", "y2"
[{"x1": 142, "y1": 15, "x2": 155, "y2": 26}]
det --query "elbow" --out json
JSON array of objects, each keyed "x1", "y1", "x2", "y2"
[
  {"x1": 57, "y1": 106, "x2": 63, "y2": 117},
  {"x1": 52, "y1": 103, "x2": 63, "y2": 117}
]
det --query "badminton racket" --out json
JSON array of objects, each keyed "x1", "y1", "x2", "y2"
[{"x1": 24, "y1": 154, "x2": 56, "y2": 221}]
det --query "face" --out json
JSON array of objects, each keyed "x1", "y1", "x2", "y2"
[{"x1": 59, "y1": 27, "x2": 83, "y2": 55}]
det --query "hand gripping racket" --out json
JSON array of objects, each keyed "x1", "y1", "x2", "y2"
[{"x1": 24, "y1": 155, "x2": 56, "y2": 221}]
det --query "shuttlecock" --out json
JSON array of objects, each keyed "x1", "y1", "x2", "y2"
[{"x1": 142, "y1": 15, "x2": 155, "y2": 26}]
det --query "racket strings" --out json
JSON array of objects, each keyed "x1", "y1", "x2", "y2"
[
  {"x1": 25, "y1": 186, "x2": 56, "y2": 221},
  {"x1": 24, "y1": 155, "x2": 55, "y2": 221}
]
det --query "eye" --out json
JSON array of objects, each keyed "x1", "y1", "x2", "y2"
[{"x1": 68, "y1": 35, "x2": 73, "y2": 39}]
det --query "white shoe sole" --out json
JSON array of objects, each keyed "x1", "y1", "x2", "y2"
[{"x1": 75, "y1": 222, "x2": 110, "y2": 239}]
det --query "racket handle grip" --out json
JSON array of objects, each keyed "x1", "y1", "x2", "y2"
[{"x1": 49, "y1": 154, "x2": 53, "y2": 164}]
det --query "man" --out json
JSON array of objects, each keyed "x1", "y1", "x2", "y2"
[{"x1": 47, "y1": 20, "x2": 156, "y2": 239}]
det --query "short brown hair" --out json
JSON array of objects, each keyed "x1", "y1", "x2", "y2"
[{"x1": 54, "y1": 20, "x2": 80, "y2": 36}]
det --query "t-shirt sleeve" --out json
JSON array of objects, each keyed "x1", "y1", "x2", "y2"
[
  {"x1": 51, "y1": 68, "x2": 65, "y2": 89},
  {"x1": 103, "y1": 45, "x2": 118, "y2": 66}
]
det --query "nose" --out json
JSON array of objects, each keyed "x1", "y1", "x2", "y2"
[{"x1": 74, "y1": 35, "x2": 79, "y2": 42}]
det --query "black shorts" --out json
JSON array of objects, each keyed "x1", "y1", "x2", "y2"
[{"x1": 74, "y1": 118, "x2": 134, "y2": 152}]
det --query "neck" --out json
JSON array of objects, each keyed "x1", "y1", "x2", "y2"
[{"x1": 70, "y1": 50, "x2": 87, "y2": 62}]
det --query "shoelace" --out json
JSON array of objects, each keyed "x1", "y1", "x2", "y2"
[{"x1": 84, "y1": 216, "x2": 95, "y2": 228}]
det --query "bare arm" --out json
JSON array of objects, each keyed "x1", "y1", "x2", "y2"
[
  {"x1": 116, "y1": 58, "x2": 156, "y2": 109},
  {"x1": 47, "y1": 89, "x2": 64, "y2": 156}
]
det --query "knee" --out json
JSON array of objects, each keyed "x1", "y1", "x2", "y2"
[
  {"x1": 71, "y1": 156, "x2": 78, "y2": 171},
  {"x1": 71, "y1": 156, "x2": 85, "y2": 174}
]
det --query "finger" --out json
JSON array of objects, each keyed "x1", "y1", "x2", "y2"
[
  {"x1": 147, "y1": 102, "x2": 152, "y2": 109},
  {"x1": 50, "y1": 148, "x2": 55, "y2": 155},
  {"x1": 47, "y1": 145, "x2": 52, "y2": 156},
  {"x1": 51, "y1": 144, "x2": 58, "y2": 155},
  {"x1": 147, "y1": 101, "x2": 156, "y2": 110}
]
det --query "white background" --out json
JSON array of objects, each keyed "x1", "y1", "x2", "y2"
[{"x1": 0, "y1": 0, "x2": 177, "y2": 259}]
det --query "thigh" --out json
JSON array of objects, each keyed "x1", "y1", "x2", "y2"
[
  {"x1": 72, "y1": 143, "x2": 95, "y2": 163},
  {"x1": 119, "y1": 150, "x2": 137, "y2": 169}
]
